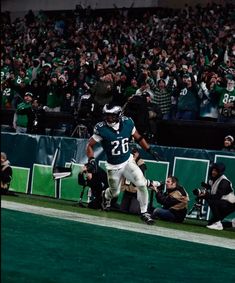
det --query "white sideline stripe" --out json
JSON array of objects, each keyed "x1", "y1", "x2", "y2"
[{"x1": 2, "y1": 200, "x2": 235, "y2": 250}]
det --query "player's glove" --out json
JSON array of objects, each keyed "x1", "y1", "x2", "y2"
[
  {"x1": 88, "y1": 157, "x2": 97, "y2": 173},
  {"x1": 146, "y1": 147, "x2": 161, "y2": 161}
]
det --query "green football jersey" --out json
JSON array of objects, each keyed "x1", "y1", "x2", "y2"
[
  {"x1": 16, "y1": 101, "x2": 32, "y2": 127},
  {"x1": 94, "y1": 116, "x2": 135, "y2": 165},
  {"x1": 214, "y1": 85, "x2": 235, "y2": 108}
]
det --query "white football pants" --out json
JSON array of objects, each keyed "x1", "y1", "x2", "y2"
[{"x1": 105, "y1": 157, "x2": 148, "y2": 214}]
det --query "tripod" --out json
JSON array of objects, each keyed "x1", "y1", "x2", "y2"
[
  {"x1": 188, "y1": 197, "x2": 204, "y2": 219},
  {"x1": 71, "y1": 123, "x2": 89, "y2": 138}
]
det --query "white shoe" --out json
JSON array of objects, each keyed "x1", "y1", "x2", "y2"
[
  {"x1": 206, "y1": 221, "x2": 223, "y2": 231},
  {"x1": 232, "y1": 219, "x2": 235, "y2": 228}
]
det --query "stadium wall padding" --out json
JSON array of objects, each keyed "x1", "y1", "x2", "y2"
[{"x1": 1, "y1": 132, "x2": 235, "y2": 220}]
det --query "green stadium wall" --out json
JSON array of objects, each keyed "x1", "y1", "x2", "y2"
[{"x1": 2, "y1": 132, "x2": 235, "y2": 220}]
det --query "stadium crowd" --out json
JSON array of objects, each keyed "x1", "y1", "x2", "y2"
[{"x1": 1, "y1": 2, "x2": 235, "y2": 138}]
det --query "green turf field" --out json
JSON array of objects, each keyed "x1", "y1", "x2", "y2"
[
  {"x1": 1, "y1": 194, "x2": 235, "y2": 239},
  {"x1": 1, "y1": 208, "x2": 235, "y2": 283}
]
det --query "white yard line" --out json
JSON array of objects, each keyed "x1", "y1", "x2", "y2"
[{"x1": 2, "y1": 200, "x2": 235, "y2": 250}]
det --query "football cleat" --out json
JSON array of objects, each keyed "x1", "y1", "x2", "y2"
[
  {"x1": 140, "y1": 212, "x2": 155, "y2": 225},
  {"x1": 101, "y1": 191, "x2": 111, "y2": 211}
]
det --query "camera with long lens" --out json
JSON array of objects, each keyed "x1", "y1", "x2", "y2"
[
  {"x1": 156, "y1": 181, "x2": 165, "y2": 192},
  {"x1": 147, "y1": 180, "x2": 164, "y2": 192},
  {"x1": 192, "y1": 187, "x2": 207, "y2": 196},
  {"x1": 188, "y1": 182, "x2": 210, "y2": 219},
  {"x1": 192, "y1": 182, "x2": 210, "y2": 197}
]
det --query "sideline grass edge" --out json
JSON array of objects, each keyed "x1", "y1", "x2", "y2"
[{"x1": 1, "y1": 193, "x2": 235, "y2": 239}]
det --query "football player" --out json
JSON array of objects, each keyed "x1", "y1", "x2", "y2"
[{"x1": 86, "y1": 102, "x2": 161, "y2": 224}]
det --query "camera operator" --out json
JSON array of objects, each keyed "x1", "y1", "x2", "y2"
[
  {"x1": 196, "y1": 162, "x2": 235, "y2": 230},
  {"x1": 78, "y1": 163, "x2": 118, "y2": 210},
  {"x1": 1, "y1": 152, "x2": 14, "y2": 195},
  {"x1": 151, "y1": 176, "x2": 189, "y2": 223}
]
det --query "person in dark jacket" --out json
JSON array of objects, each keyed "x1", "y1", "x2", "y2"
[
  {"x1": 152, "y1": 176, "x2": 189, "y2": 223},
  {"x1": 78, "y1": 163, "x2": 118, "y2": 210},
  {"x1": 16, "y1": 95, "x2": 46, "y2": 134},
  {"x1": 1, "y1": 152, "x2": 13, "y2": 195},
  {"x1": 197, "y1": 162, "x2": 235, "y2": 230}
]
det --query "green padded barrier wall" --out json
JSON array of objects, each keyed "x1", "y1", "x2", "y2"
[
  {"x1": 2, "y1": 133, "x2": 235, "y2": 177},
  {"x1": 144, "y1": 160, "x2": 169, "y2": 183},
  {"x1": 31, "y1": 164, "x2": 56, "y2": 197},
  {"x1": 144, "y1": 160, "x2": 169, "y2": 209},
  {"x1": 2, "y1": 133, "x2": 235, "y2": 220},
  {"x1": 9, "y1": 166, "x2": 30, "y2": 194},
  {"x1": 173, "y1": 157, "x2": 210, "y2": 219},
  {"x1": 60, "y1": 163, "x2": 89, "y2": 202}
]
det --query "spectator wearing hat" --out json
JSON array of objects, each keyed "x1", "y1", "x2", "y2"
[
  {"x1": 13, "y1": 92, "x2": 33, "y2": 133},
  {"x1": 222, "y1": 135, "x2": 235, "y2": 152}
]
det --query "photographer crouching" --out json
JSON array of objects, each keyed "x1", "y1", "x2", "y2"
[
  {"x1": 78, "y1": 163, "x2": 119, "y2": 210},
  {"x1": 195, "y1": 162, "x2": 235, "y2": 230},
  {"x1": 151, "y1": 176, "x2": 189, "y2": 223}
]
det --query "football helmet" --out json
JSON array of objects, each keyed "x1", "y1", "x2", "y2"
[{"x1": 103, "y1": 103, "x2": 122, "y2": 127}]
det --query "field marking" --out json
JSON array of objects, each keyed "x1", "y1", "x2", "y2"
[{"x1": 2, "y1": 200, "x2": 235, "y2": 250}]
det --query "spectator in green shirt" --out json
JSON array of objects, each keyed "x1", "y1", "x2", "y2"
[
  {"x1": 214, "y1": 76, "x2": 235, "y2": 123},
  {"x1": 13, "y1": 92, "x2": 33, "y2": 133}
]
